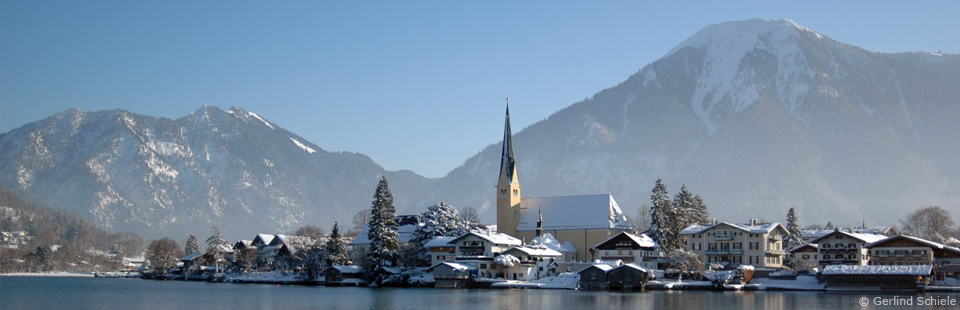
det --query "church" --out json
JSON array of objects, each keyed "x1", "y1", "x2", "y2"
[{"x1": 495, "y1": 104, "x2": 631, "y2": 262}]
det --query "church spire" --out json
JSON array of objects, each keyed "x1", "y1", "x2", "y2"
[{"x1": 500, "y1": 100, "x2": 517, "y2": 182}]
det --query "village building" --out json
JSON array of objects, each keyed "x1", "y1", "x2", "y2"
[
  {"x1": 680, "y1": 221, "x2": 789, "y2": 269},
  {"x1": 349, "y1": 214, "x2": 421, "y2": 255},
  {"x1": 497, "y1": 245, "x2": 562, "y2": 280},
  {"x1": 606, "y1": 263, "x2": 651, "y2": 291},
  {"x1": 269, "y1": 234, "x2": 316, "y2": 272},
  {"x1": 322, "y1": 265, "x2": 368, "y2": 286},
  {"x1": 591, "y1": 232, "x2": 660, "y2": 270},
  {"x1": 786, "y1": 243, "x2": 819, "y2": 272},
  {"x1": 577, "y1": 263, "x2": 616, "y2": 290},
  {"x1": 424, "y1": 236, "x2": 457, "y2": 267},
  {"x1": 820, "y1": 265, "x2": 932, "y2": 291},
  {"x1": 529, "y1": 233, "x2": 578, "y2": 262},
  {"x1": 251, "y1": 234, "x2": 276, "y2": 270},
  {"x1": 2, "y1": 231, "x2": 32, "y2": 249},
  {"x1": 427, "y1": 262, "x2": 476, "y2": 288},
  {"x1": 809, "y1": 229, "x2": 887, "y2": 269},
  {"x1": 495, "y1": 104, "x2": 631, "y2": 262},
  {"x1": 448, "y1": 231, "x2": 521, "y2": 278}
]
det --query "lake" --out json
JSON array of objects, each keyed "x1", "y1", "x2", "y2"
[{"x1": 1, "y1": 277, "x2": 958, "y2": 309}]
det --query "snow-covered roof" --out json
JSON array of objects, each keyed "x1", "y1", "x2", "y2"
[
  {"x1": 424, "y1": 236, "x2": 457, "y2": 248},
  {"x1": 609, "y1": 263, "x2": 650, "y2": 274},
  {"x1": 801, "y1": 227, "x2": 895, "y2": 240},
  {"x1": 865, "y1": 235, "x2": 946, "y2": 249},
  {"x1": 787, "y1": 243, "x2": 818, "y2": 253},
  {"x1": 505, "y1": 245, "x2": 562, "y2": 257},
  {"x1": 561, "y1": 241, "x2": 578, "y2": 253},
  {"x1": 180, "y1": 253, "x2": 204, "y2": 262},
  {"x1": 528, "y1": 233, "x2": 577, "y2": 253},
  {"x1": 253, "y1": 234, "x2": 275, "y2": 246},
  {"x1": 578, "y1": 263, "x2": 615, "y2": 274},
  {"x1": 325, "y1": 265, "x2": 365, "y2": 274},
  {"x1": 809, "y1": 229, "x2": 888, "y2": 245},
  {"x1": 350, "y1": 215, "x2": 422, "y2": 246},
  {"x1": 450, "y1": 232, "x2": 522, "y2": 246},
  {"x1": 517, "y1": 194, "x2": 630, "y2": 232},
  {"x1": 821, "y1": 265, "x2": 932, "y2": 276},
  {"x1": 427, "y1": 262, "x2": 476, "y2": 272},
  {"x1": 680, "y1": 222, "x2": 786, "y2": 235},
  {"x1": 593, "y1": 232, "x2": 658, "y2": 249}
]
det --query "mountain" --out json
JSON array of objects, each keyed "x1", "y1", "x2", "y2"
[
  {"x1": 0, "y1": 106, "x2": 435, "y2": 240},
  {"x1": 417, "y1": 19, "x2": 960, "y2": 227}
]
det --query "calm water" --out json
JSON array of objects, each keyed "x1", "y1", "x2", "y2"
[{"x1": 1, "y1": 277, "x2": 958, "y2": 309}]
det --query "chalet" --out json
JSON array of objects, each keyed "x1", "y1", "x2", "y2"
[
  {"x1": 577, "y1": 264, "x2": 615, "y2": 290},
  {"x1": 270, "y1": 234, "x2": 316, "y2": 272},
  {"x1": 787, "y1": 243, "x2": 819, "y2": 272},
  {"x1": 820, "y1": 265, "x2": 932, "y2": 291},
  {"x1": 680, "y1": 220, "x2": 789, "y2": 269},
  {"x1": 497, "y1": 245, "x2": 562, "y2": 280},
  {"x1": 322, "y1": 265, "x2": 368, "y2": 286},
  {"x1": 251, "y1": 234, "x2": 276, "y2": 270},
  {"x1": 591, "y1": 232, "x2": 660, "y2": 270},
  {"x1": 495, "y1": 104, "x2": 631, "y2": 261},
  {"x1": 809, "y1": 229, "x2": 887, "y2": 269},
  {"x1": 449, "y1": 231, "x2": 521, "y2": 278},
  {"x1": 2, "y1": 231, "x2": 32, "y2": 249},
  {"x1": 866, "y1": 235, "x2": 939, "y2": 266},
  {"x1": 427, "y1": 262, "x2": 476, "y2": 288},
  {"x1": 607, "y1": 263, "x2": 651, "y2": 291},
  {"x1": 349, "y1": 215, "x2": 421, "y2": 254},
  {"x1": 180, "y1": 253, "x2": 205, "y2": 280}
]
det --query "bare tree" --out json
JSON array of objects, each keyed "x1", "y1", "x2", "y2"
[
  {"x1": 630, "y1": 202, "x2": 652, "y2": 233},
  {"x1": 900, "y1": 206, "x2": 958, "y2": 243},
  {"x1": 147, "y1": 238, "x2": 184, "y2": 271},
  {"x1": 460, "y1": 206, "x2": 481, "y2": 225},
  {"x1": 294, "y1": 225, "x2": 326, "y2": 240},
  {"x1": 349, "y1": 208, "x2": 372, "y2": 236}
]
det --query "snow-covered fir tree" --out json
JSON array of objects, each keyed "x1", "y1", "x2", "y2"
[
  {"x1": 650, "y1": 179, "x2": 679, "y2": 252},
  {"x1": 784, "y1": 207, "x2": 803, "y2": 252},
  {"x1": 205, "y1": 226, "x2": 228, "y2": 273},
  {"x1": 367, "y1": 176, "x2": 399, "y2": 284},
  {"x1": 185, "y1": 234, "x2": 201, "y2": 254},
  {"x1": 408, "y1": 201, "x2": 468, "y2": 266},
  {"x1": 325, "y1": 221, "x2": 348, "y2": 266}
]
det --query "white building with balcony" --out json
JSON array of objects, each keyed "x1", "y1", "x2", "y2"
[{"x1": 680, "y1": 220, "x2": 789, "y2": 269}]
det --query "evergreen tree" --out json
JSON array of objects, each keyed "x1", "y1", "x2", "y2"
[
  {"x1": 205, "y1": 226, "x2": 228, "y2": 273},
  {"x1": 784, "y1": 207, "x2": 804, "y2": 269},
  {"x1": 691, "y1": 194, "x2": 710, "y2": 225},
  {"x1": 185, "y1": 234, "x2": 201, "y2": 254},
  {"x1": 408, "y1": 201, "x2": 468, "y2": 266},
  {"x1": 325, "y1": 221, "x2": 348, "y2": 266},
  {"x1": 650, "y1": 179, "x2": 677, "y2": 252},
  {"x1": 367, "y1": 176, "x2": 399, "y2": 284}
]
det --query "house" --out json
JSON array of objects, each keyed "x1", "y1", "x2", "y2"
[
  {"x1": 591, "y1": 232, "x2": 660, "y2": 270},
  {"x1": 787, "y1": 243, "x2": 819, "y2": 272},
  {"x1": 251, "y1": 234, "x2": 276, "y2": 270},
  {"x1": 270, "y1": 234, "x2": 317, "y2": 272},
  {"x1": 2, "y1": 231, "x2": 32, "y2": 249},
  {"x1": 577, "y1": 264, "x2": 615, "y2": 290},
  {"x1": 529, "y1": 233, "x2": 578, "y2": 262},
  {"x1": 449, "y1": 231, "x2": 521, "y2": 278},
  {"x1": 680, "y1": 220, "x2": 789, "y2": 269},
  {"x1": 424, "y1": 236, "x2": 457, "y2": 267},
  {"x1": 810, "y1": 229, "x2": 887, "y2": 269},
  {"x1": 607, "y1": 263, "x2": 651, "y2": 291},
  {"x1": 322, "y1": 265, "x2": 368, "y2": 286},
  {"x1": 427, "y1": 262, "x2": 476, "y2": 288},
  {"x1": 820, "y1": 265, "x2": 932, "y2": 291},
  {"x1": 865, "y1": 235, "x2": 940, "y2": 266},
  {"x1": 180, "y1": 253, "x2": 205, "y2": 280},
  {"x1": 497, "y1": 245, "x2": 562, "y2": 280},
  {"x1": 349, "y1": 215, "x2": 421, "y2": 255},
  {"x1": 495, "y1": 104, "x2": 631, "y2": 261}
]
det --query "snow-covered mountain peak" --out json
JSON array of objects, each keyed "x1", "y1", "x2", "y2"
[{"x1": 666, "y1": 19, "x2": 819, "y2": 57}]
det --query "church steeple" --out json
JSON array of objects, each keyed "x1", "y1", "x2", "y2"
[
  {"x1": 497, "y1": 100, "x2": 522, "y2": 238},
  {"x1": 500, "y1": 103, "x2": 517, "y2": 182}
]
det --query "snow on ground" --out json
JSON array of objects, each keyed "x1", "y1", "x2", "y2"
[
  {"x1": 531, "y1": 272, "x2": 579, "y2": 289},
  {"x1": 289, "y1": 138, "x2": 317, "y2": 154},
  {"x1": 751, "y1": 275, "x2": 825, "y2": 291}
]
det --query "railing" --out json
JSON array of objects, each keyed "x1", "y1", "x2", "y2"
[
  {"x1": 715, "y1": 235, "x2": 734, "y2": 241},
  {"x1": 705, "y1": 249, "x2": 744, "y2": 255},
  {"x1": 766, "y1": 249, "x2": 786, "y2": 255}
]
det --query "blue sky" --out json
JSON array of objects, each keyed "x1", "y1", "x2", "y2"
[{"x1": 2, "y1": 1, "x2": 957, "y2": 178}]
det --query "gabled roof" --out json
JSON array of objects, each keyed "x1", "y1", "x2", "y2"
[
  {"x1": 252, "y1": 234, "x2": 275, "y2": 246},
  {"x1": 427, "y1": 262, "x2": 476, "y2": 272},
  {"x1": 809, "y1": 229, "x2": 888, "y2": 245},
  {"x1": 180, "y1": 253, "x2": 204, "y2": 262},
  {"x1": 323, "y1": 265, "x2": 365, "y2": 274},
  {"x1": 577, "y1": 263, "x2": 614, "y2": 274},
  {"x1": 787, "y1": 243, "x2": 818, "y2": 253},
  {"x1": 517, "y1": 194, "x2": 630, "y2": 231},
  {"x1": 424, "y1": 236, "x2": 457, "y2": 248},
  {"x1": 801, "y1": 226, "x2": 896, "y2": 240},
  {"x1": 865, "y1": 235, "x2": 945, "y2": 249},
  {"x1": 609, "y1": 263, "x2": 651, "y2": 274},
  {"x1": 680, "y1": 222, "x2": 787, "y2": 235},
  {"x1": 350, "y1": 215, "x2": 422, "y2": 246},
  {"x1": 504, "y1": 245, "x2": 562, "y2": 257},
  {"x1": 449, "y1": 232, "x2": 522, "y2": 246},
  {"x1": 592, "y1": 232, "x2": 658, "y2": 250}
]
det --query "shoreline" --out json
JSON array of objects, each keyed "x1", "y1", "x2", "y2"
[{"x1": 0, "y1": 272, "x2": 95, "y2": 278}]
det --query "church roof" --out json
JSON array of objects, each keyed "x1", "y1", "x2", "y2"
[
  {"x1": 499, "y1": 104, "x2": 517, "y2": 181},
  {"x1": 517, "y1": 194, "x2": 630, "y2": 232}
]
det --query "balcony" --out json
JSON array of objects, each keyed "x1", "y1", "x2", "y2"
[
  {"x1": 705, "y1": 249, "x2": 744, "y2": 255},
  {"x1": 766, "y1": 249, "x2": 786, "y2": 256},
  {"x1": 715, "y1": 235, "x2": 734, "y2": 241}
]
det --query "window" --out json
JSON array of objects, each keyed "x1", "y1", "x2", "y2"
[
  {"x1": 590, "y1": 273, "x2": 597, "y2": 280},
  {"x1": 480, "y1": 264, "x2": 487, "y2": 269},
  {"x1": 802, "y1": 254, "x2": 810, "y2": 259},
  {"x1": 848, "y1": 243, "x2": 856, "y2": 249},
  {"x1": 513, "y1": 189, "x2": 518, "y2": 197}
]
